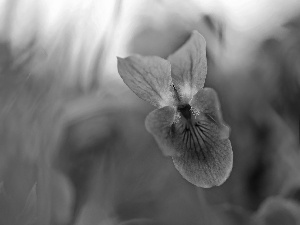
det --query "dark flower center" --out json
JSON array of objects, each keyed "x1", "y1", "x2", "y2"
[{"x1": 177, "y1": 104, "x2": 192, "y2": 120}]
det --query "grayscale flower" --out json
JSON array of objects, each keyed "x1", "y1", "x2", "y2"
[{"x1": 117, "y1": 31, "x2": 232, "y2": 188}]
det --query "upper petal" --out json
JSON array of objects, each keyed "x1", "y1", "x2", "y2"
[
  {"x1": 117, "y1": 55, "x2": 175, "y2": 108},
  {"x1": 168, "y1": 31, "x2": 207, "y2": 103}
]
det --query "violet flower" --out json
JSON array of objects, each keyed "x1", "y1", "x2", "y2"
[{"x1": 117, "y1": 31, "x2": 232, "y2": 188}]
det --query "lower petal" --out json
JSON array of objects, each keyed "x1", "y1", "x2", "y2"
[
  {"x1": 172, "y1": 133, "x2": 232, "y2": 188},
  {"x1": 145, "y1": 88, "x2": 233, "y2": 188},
  {"x1": 171, "y1": 88, "x2": 233, "y2": 187}
]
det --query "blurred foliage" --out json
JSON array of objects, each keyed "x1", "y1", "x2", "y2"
[{"x1": 0, "y1": 0, "x2": 300, "y2": 225}]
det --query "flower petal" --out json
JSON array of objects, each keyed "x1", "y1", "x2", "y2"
[
  {"x1": 145, "y1": 88, "x2": 232, "y2": 187},
  {"x1": 145, "y1": 106, "x2": 178, "y2": 156},
  {"x1": 167, "y1": 31, "x2": 207, "y2": 103},
  {"x1": 171, "y1": 120, "x2": 232, "y2": 188},
  {"x1": 172, "y1": 88, "x2": 232, "y2": 187},
  {"x1": 117, "y1": 55, "x2": 174, "y2": 108},
  {"x1": 190, "y1": 88, "x2": 230, "y2": 139}
]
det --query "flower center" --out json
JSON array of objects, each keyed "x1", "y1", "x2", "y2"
[{"x1": 177, "y1": 104, "x2": 192, "y2": 120}]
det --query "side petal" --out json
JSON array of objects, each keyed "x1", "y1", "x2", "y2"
[
  {"x1": 190, "y1": 88, "x2": 230, "y2": 139},
  {"x1": 172, "y1": 88, "x2": 232, "y2": 188},
  {"x1": 168, "y1": 31, "x2": 207, "y2": 103},
  {"x1": 145, "y1": 106, "x2": 178, "y2": 156},
  {"x1": 117, "y1": 55, "x2": 174, "y2": 108}
]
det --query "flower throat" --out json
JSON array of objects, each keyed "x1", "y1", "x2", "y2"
[{"x1": 178, "y1": 104, "x2": 192, "y2": 120}]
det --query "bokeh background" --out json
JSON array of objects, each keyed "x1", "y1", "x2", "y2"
[{"x1": 0, "y1": 0, "x2": 300, "y2": 224}]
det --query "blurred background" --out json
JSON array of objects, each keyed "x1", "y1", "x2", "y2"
[{"x1": 0, "y1": 0, "x2": 300, "y2": 224}]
